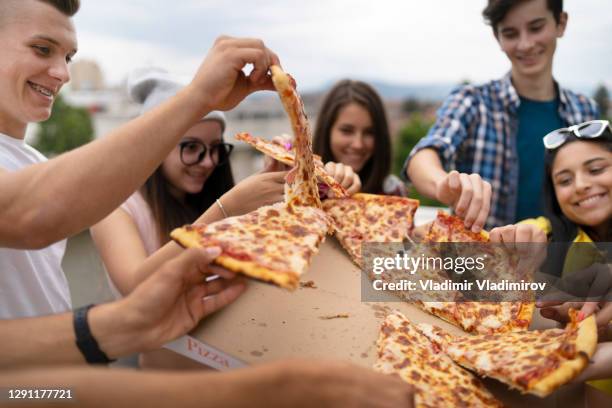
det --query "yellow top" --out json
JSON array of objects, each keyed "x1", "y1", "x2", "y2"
[
  {"x1": 522, "y1": 217, "x2": 612, "y2": 394},
  {"x1": 521, "y1": 217, "x2": 605, "y2": 277}
]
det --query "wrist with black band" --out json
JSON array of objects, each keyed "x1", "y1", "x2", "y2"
[{"x1": 73, "y1": 304, "x2": 116, "y2": 364}]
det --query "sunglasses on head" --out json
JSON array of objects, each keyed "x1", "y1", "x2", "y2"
[{"x1": 543, "y1": 120, "x2": 612, "y2": 150}]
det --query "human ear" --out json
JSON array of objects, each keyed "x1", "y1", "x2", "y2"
[{"x1": 556, "y1": 12, "x2": 568, "y2": 38}]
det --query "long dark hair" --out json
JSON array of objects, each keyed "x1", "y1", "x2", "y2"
[
  {"x1": 543, "y1": 133, "x2": 612, "y2": 242},
  {"x1": 313, "y1": 80, "x2": 391, "y2": 194},
  {"x1": 541, "y1": 133, "x2": 612, "y2": 275},
  {"x1": 142, "y1": 144, "x2": 235, "y2": 246}
]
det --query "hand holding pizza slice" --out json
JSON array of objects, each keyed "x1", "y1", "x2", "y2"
[
  {"x1": 236, "y1": 132, "x2": 348, "y2": 198},
  {"x1": 270, "y1": 65, "x2": 321, "y2": 208},
  {"x1": 322, "y1": 193, "x2": 419, "y2": 267},
  {"x1": 171, "y1": 202, "x2": 331, "y2": 290},
  {"x1": 373, "y1": 310, "x2": 504, "y2": 407},
  {"x1": 413, "y1": 211, "x2": 534, "y2": 334},
  {"x1": 417, "y1": 309, "x2": 598, "y2": 397}
]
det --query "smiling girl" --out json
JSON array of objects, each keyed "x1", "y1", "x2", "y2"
[
  {"x1": 531, "y1": 120, "x2": 612, "y2": 249},
  {"x1": 90, "y1": 70, "x2": 295, "y2": 368},
  {"x1": 526, "y1": 120, "x2": 612, "y2": 399},
  {"x1": 313, "y1": 80, "x2": 407, "y2": 196}
]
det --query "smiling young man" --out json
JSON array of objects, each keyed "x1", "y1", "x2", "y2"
[
  {"x1": 0, "y1": 2, "x2": 416, "y2": 405},
  {"x1": 0, "y1": 0, "x2": 280, "y2": 319},
  {"x1": 404, "y1": 0, "x2": 599, "y2": 229}
]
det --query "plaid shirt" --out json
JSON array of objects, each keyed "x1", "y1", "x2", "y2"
[{"x1": 403, "y1": 73, "x2": 599, "y2": 228}]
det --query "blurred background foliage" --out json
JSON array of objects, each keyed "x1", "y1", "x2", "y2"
[
  {"x1": 33, "y1": 94, "x2": 94, "y2": 156},
  {"x1": 393, "y1": 113, "x2": 442, "y2": 206}
]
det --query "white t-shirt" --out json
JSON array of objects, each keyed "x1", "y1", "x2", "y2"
[{"x1": 0, "y1": 132, "x2": 71, "y2": 318}]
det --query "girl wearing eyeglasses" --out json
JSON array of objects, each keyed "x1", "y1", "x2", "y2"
[{"x1": 90, "y1": 69, "x2": 360, "y2": 369}]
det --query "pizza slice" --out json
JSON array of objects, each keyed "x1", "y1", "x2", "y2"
[
  {"x1": 321, "y1": 193, "x2": 419, "y2": 267},
  {"x1": 414, "y1": 211, "x2": 534, "y2": 334},
  {"x1": 270, "y1": 65, "x2": 321, "y2": 208},
  {"x1": 417, "y1": 309, "x2": 597, "y2": 397},
  {"x1": 170, "y1": 202, "x2": 331, "y2": 290},
  {"x1": 235, "y1": 132, "x2": 347, "y2": 198},
  {"x1": 373, "y1": 311, "x2": 503, "y2": 407},
  {"x1": 424, "y1": 211, "x2": 489, "y2": 243}
]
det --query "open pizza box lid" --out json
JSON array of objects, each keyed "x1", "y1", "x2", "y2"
[{"x1": 165, "y1": 210, "x2": 586, "y2": 407}]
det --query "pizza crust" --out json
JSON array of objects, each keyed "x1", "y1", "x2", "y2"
[
  {"x1": 214, "y1": 255, "x2": 298, "y2": 290},
  {"x1": 420, "y1": 314, "x2": 598, "y2": 397},
  {"x1": 170, "y1": 225, "x2": 299, "y2": 290},
  {"x1": 170, "y1": 227, "x2": 203, "y2": 249},
  {"x1": 529, "y1": 315, "x2": 597, "y2": 397}
]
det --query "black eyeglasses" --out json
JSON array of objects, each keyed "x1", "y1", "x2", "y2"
[
  {"x1": 543, "y1": 120, "x2": 612, "y2": 150},
  {"x1": 178, "y1": 141, "x2": 234, "y2": 166}
]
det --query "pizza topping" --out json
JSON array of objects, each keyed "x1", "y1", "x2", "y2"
[
  {"x1": 170, "y1": 202, "x2": 331, "y2": 290},
  {"x1": 270, "y1": 66, "x2": 321, "y2": 209},
  {"x1": 374, "y1": 311, "x2": 503, "y2": 407},
  {"x1": 410, "y1": 212, "x2": 535, "y2": 334},
  {"x1": 417, "y1": 313, "x2": 597, "y2": 397},
  {"x1": 323, "y1": 193, "x2": 418, "y2": 267}
]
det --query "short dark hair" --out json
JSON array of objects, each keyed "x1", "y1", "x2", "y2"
[
  {"x1": 313, "y1": 80, "x2": 392, "y2": 195},
  {"x1": 38, "y1": 0, "x2": 80, "y2": 16},
  {"x1": 483, "y1": 0, "x2": 563, "y2": 34}
]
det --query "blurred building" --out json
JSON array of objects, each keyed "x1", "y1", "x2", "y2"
[
  {"x1": 54, "y1": 59, "x2": 433, "y2": 180},
  {"x1": 69, "y1": 60, "x2": 105, "y2": 91}
]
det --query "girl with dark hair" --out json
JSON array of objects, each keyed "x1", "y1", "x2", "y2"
[
  {"x1": 90, "y1": 69, "x2": 289, "y2": 369},
  {"x1": 313, "y1": 79, "x2": 407, "y2": 196},
  {"x1": 540, "y1": 124, "x2": 612, "y2": 244},
  {"x1": 92, "y1": 68, "x2": 287, "y2": 296},
  {"x1": 516, "y1": 121, "x2": 612, "y2": 268},
  {"x1": 90, "y1": 69, "x2": 358, "y2": 369},
  {"x1": 518, "y1": 120, "x2": 612, "y2": 397}
]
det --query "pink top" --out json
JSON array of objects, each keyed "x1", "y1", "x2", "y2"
[
  {"x1": 105, "y1": 191, "x2": 161, "y2": 300},
  {"x1": 120, "y1": 191, "x2": 161, "y2": 255}
]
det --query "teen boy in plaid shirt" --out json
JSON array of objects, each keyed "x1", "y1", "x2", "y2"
[{"x1": 404, "y1": 0, "x2": 599, "y2": 230}]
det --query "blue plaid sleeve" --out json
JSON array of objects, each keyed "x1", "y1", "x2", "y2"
[{"x1": 401, "y1": 85, "x2": 478, "y2": 183}]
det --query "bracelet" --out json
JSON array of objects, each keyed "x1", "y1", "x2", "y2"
[
  {"x1": 73, "y1": 304, "x2": 116, "y2": 365},
  {"x1": 216, "y1": 198, "x2": 229, "y2": 218}
]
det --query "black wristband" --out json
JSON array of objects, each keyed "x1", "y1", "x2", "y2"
[{"x1": 73, "y1": 304, "x2": 116, "y2": 364}]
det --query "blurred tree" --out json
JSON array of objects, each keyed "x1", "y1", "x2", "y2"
[
  {"x1": 401, "y1": 98, "x2": 421, "y2": 114},
  {"x1": 33, "y1": 94, "x2": 94, "y2": 156},
  {"x1": 593, "y1": 84, "x2": 609, "y2": 119},
  {"x1": 393, "y1": 114, "x2": 442, "y2": 206}
]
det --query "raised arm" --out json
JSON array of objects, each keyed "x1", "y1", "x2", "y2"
[
  {"x1": 0, "y1": 36, "x2": 279, "y2": 249},
  {"x1": 91, "y1": 170, "x2": 287, "y2": 295}
]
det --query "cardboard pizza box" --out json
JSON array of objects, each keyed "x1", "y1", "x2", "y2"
[
  {"x1": 163, "y1": 236, "x2": 587, "y2": 407},
  {"x1": 163, "y1": 205, "x2": 586, "y2": 407}
]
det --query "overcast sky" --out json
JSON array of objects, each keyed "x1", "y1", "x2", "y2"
[{"x1": 72, "y1": 0, "x2": 611, "y2": 94}]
